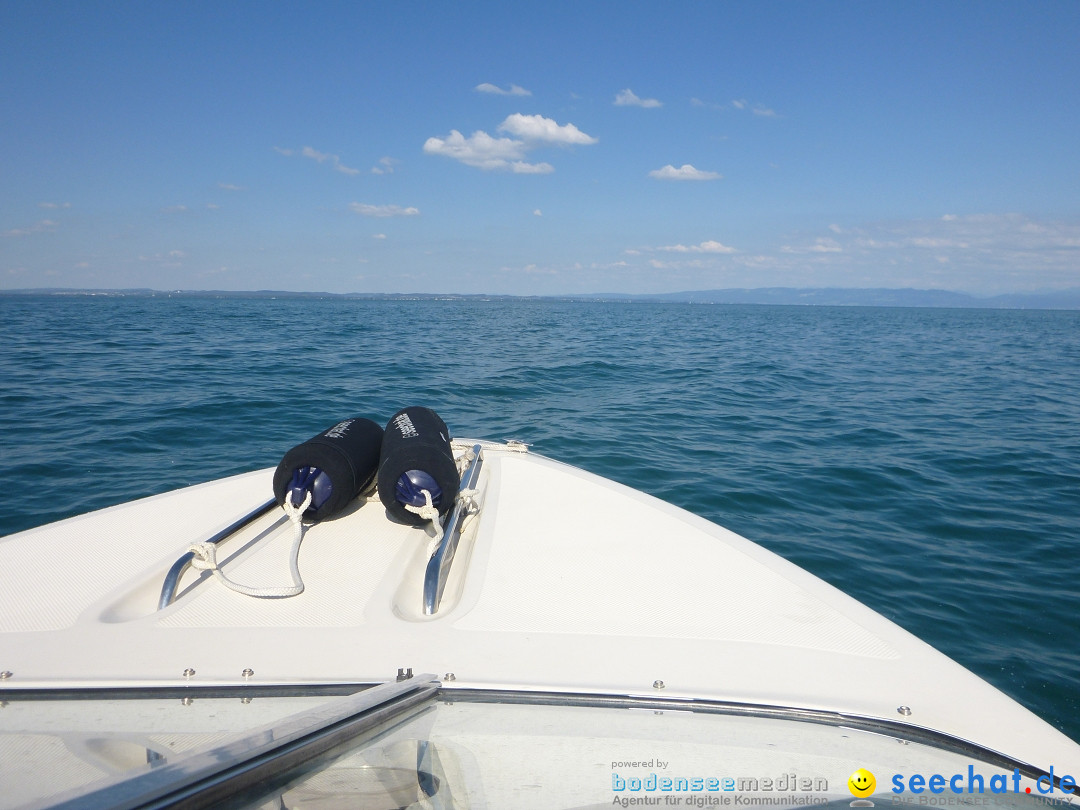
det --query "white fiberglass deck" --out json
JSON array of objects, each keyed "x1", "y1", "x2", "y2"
[{"x1": 1, "y1": 441, "x2": 1078, "y2": 780}]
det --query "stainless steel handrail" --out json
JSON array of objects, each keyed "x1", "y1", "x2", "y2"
[
  {"x1": 423, "y1": 444, "x2": 484, "y2": 615},
  {"x1": 157, "y1": 498, "x2": 279, "y2": 609}
]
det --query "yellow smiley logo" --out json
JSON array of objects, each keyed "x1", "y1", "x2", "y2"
[{"x1": 848, "y1": 769, "x2": 876, "y2": 797}]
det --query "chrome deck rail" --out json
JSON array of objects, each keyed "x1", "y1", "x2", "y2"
[
  {"x1": 157, "y1": 498, "x2": 279, "y2": 609},
  {"x1": 423, "y1": 444, "x2": 484, "y2": 615}
]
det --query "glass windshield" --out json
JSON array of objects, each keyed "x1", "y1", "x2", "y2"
[{"x1": 2, "y1": 688, "x2": 1070, "y2": 810}]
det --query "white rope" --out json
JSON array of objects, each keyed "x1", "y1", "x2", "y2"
[
  {"x1": 188, "y1": 490, "x2": 310, "y2": 598},
  {"x1": 455, "y1": 447, "x2": 476, "y2": 476},
  {"x1": 404, "y1": 486, "x2": 485, "y2": 558},
  {"x1": 457, "y1": 488, "x2": 481, "y2": 535},
  {"x1": 404, "y1": 489, "x2": 444, "y2": 558}
]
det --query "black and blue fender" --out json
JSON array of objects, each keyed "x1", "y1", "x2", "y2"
[
  {"x1": 377, "y1": 406, "x2": 460, "y2": 525},
  {"x1": 272, "y1": 417, "x2": 384, "y2": 522}
]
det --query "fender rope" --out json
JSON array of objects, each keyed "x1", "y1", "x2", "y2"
[
  {"x1": 405, "y1": 489, "x2": 444, "y2": 558},
  {"x1": 405, "y1": 487, "x2": 483, "y2": 559},
  {"x1": 188, "y1": 490, "x2": 310, "y2": 598}
]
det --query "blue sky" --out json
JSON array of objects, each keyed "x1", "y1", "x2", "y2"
[{"x1": 3, "y1": 1, "x2": 1079, "y2": 296}]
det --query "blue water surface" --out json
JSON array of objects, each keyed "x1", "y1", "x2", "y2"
[{"x1": 1, "y1": 295, "x2": 1077, "y2": 741}]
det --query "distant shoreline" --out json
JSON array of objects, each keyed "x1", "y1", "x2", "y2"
[{"x1": 2, "y1": 286, "x2": 1079, "y2": 310}]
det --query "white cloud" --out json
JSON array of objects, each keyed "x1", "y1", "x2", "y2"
[
  {"x1": 349, "y1": 203, "x2": 420, "y2": 217},
  {"x1": 274, "y1": 146, "x2": 294, "y2": 156},
  {"x1": 648, "y1": 164, "x2": 722, "y2": 181},
  {"x1": 657, "y1": 240, "x2": 737, "y2": 254},
  {"x1": 510, "y1": 161, "x2": 555, "y2": 174},
  {"x1": 497, "y1": 113, "x2": 598, "y2": 145},
  {"x1": 423, "y1": 129, "x2": 530, "y2": 169},
  {"x1": 424, "y1": 114, "x2": 593, "y2": 173},
  {"x1": 217, "y1": 182, "x2": 245, "y2": 191},
  {"x1": 614, "y1": 88, "x2": 662, "y2": 108},
  {"x1": 372, "y1": 233, "x2": 387, "y2": 239},
  {"x1": 161, "y1": 205, "x2": 189, "y2": 214},
  {"x1": 38, "y1": 202, "x2": 71, "y2": 209},
  {"x1": 476, "y1": 82, "x2": 531, "y2": 96},
  {"x1": 533, "y1": 209, "x2": 543, "y2": 217}
]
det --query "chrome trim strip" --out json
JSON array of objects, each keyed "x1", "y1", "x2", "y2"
[
  {"x1": 423, "y1": 444, "x2": 484, "y2": 615},
  {"x1": 439, "y1": 687, "x2": 1075, "y2": 794}
]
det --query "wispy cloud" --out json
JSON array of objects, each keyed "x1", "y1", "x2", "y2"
[
  {"x1": 657, "y1": 240, "x2": 737, "y2": 254},
  {"x1": 692, "y1": 96, "x2": 778, "y2": 117},
  {"x1": 499, "y1": 261, "x2": 560, "y2": 276},
  {"x1": 784, "y1": 214, "x2": 1080, "y2": 258},
  {"x1": 301, "y1": 146, "x2": 333, "y2": 162},
  {"x1": 160, "y1": 205, "x2": 189, "y2": 214},
  {"x1": 748, "y1": 213, "x2": 1080, "y2": 292},
  {"x1": 780, "y1": 237, "x2": 843, "y2": 254},
  {"x1": 350, "y1": 203, "x2": 420, "y2": 217},
  {"x1": 38, "y1": 202, "x2": 71, "y2": 209},
  {"x1": 137, "y1": 250, "x2": 186, "y2": 268},
  {"x1": 217, "y1": 182, "x2": 245, "y2": 191},
  {"x1": 732, "y1": 99, "x2": 778, "y2": 117},
  {"x1": 614, "y1": 88, "x2": 662, "y2": 108},
  {"x1": 371, "y1": 156, "x2": 398, "y2": 175},
  {"x1": 476, "y1": 82, "x2": 531, "y2": 96},
  {"x1": 2, "y1": 219, "x2": 57, "y2": 237},
  {"x1": 648, "y1": 164, "x2": 722, "y2": 181},
  {"x1": 301, "y1": 146, "x2": 361, "y2": 175},
  {"x1": 629, "y1": 240, "x2": 738, "y2": 272},
  {"x1": 424, "y1": 114, "x2": 595, "y2": 173},
  {"x1": 509, "y1": 161, "x2": 556, "y2": 174},
  {"x1": 276, "y1": 145, "x2": 360, "y2": 175}
]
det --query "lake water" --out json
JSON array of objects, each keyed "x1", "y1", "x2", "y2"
[{"x1": 1, "y1": 294, "x2": 1077, "y2": 741}]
